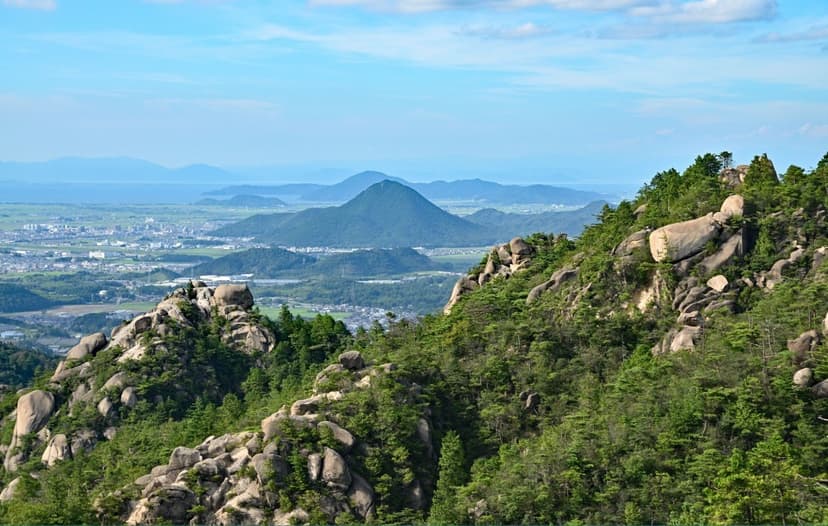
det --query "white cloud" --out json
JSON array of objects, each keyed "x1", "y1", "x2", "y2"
[{"x1": 2, "y1": 0, "x2": 56, "y2": 10}]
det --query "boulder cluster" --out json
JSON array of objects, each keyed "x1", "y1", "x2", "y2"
[
  {"x1": 444, "y1": 237, "x2": 536, "y2": 314},
  {"x1": 104, "y1": 351, "x2": 429, "y2": 525},
  {"x1": 1, "y1": 283, "x2": 274, "y2": 474}
]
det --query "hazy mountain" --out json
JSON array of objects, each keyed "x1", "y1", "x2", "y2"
[
  {"x1": 465, "y1": 200, "x2": 607, "y2": 238},
  {"x1": 203, "y1": 183, "x2": 324, "y2": 198},
  {"x1": 300, "y1": 171, "x2": 408, "y2": 202},
  {"x1": 214, "y1": 180, "x2": 492, "y2": 247},
  {"x1": 206, "y1": 171, "x2": 609, "y2": 205},
  {"x1": 0, "y1": 157, "x2": 235, "y2": 184}
]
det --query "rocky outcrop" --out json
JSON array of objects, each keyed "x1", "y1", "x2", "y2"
[
  {"x1": 104, "y1": 355, "x2": 413, "y2": 525},
  {"x1": 213, "y1": 284, "x2": 255, "y2": 310},
  {"x1": 445, "y1": 237, "x2": 539, "y2": 314},
  {"x1": 42, "y1": 433, "x2": 72, "y2": 467},
  {"x1": 4, "y1": 390, "x2": 56, "y2": 472}
]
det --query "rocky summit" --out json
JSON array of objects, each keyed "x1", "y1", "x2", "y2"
[{"x1": 1, "y1": 152, "x2": 828, "y2": 525}]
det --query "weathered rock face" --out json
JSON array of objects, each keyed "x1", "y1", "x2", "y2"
[
  {"x1": 444, "y1": 276, "x2": 480, "y2": 315},
  {"x1": 526, "y1": 267, "x2": 578, "y2": 305},
  {"x1": 66, "y1": 332, "x2": 108, "y2": 361},
  {"x1": 698, "y1": 231, "x2": 745, "y2": 275},
  {"x1": 213, "y1": 284, "x2": 254, "y2": 309}
]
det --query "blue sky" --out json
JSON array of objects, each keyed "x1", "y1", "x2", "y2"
[{"x1": 0, "y1": 0, "x2": 826, "y2": 185}]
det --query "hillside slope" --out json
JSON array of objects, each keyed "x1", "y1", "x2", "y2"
[{"x1": 2, "y1": 152, "x2": 828, "y2": 526}]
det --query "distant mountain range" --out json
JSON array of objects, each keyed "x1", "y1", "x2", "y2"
[
  {"x1": 206, "y1": 170, "x2": 609, "y2": 206},
  {"x1": 0, "y1": 157, "x2": 234, "y2": 184},
  {"x1": 190, "y1": 247, "x2": 445, "y2": 278},
  {"x1": 215, "y1": 180, "x2": 603, "y2": 247}
]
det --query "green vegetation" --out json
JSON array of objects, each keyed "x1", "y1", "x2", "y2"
[
  {"x1": 215, "y1": 180, "x2": 491, "y2": 247},
  {"x1": 190, "y1": 247, "x2": 315, "y2": 277},
  {"x1": 0, "y1": 343, "x2": 57, "y2": 390},
  {"x1": 2, "y1": 152, "x2": 828, "y2": 525},
  {"x1": 0, "y1": 284, "x2": 56, "y2": 313}
]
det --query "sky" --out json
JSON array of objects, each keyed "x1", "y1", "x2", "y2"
[{"x1": 0, "y1": 0, "x2": 826, "y2": 185}]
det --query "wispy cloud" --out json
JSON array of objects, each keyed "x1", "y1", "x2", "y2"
[
  {"x1": 459, "y1": 22, "x2": 554, "y2": 39},
  {"x1": 309, "y1": 0, "x2": 776, "y2": 24},
  {"x1": 755, "y1": 23, "x2": 828, "y2": 43},
  {"x1": 798, "y1": 122, "x2": 828, "y2": 138},
  {"x1": 2, "y1": 0, "x2": 56, "y2": 10},
  {"x1": 309, "y1": 0, "x2": 653, "y2": 14}
]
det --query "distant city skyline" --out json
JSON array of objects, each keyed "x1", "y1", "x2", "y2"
[{"x1": 1, "y1": 0, "x2": 826, "y2": 186}]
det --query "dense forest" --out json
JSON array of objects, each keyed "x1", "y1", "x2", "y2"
[{"x1": 1, "y1": 151, "x2": 827, "y2": 525}]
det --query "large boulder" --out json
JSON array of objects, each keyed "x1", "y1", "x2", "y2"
[
  {"x1": 793, "y1": 368, "x2": 813, "y2": 388},
  {"x1": 649, "y1": 214, "x2": 721, "y2": 263},
  {"x1": 120, "y1": 387, "x2": 138, "y2": 408},
  {"x1": 102, "y1": 371, "x2": 129, "y2": 391},
  {"x1": 66, "y1": 332, "x2": 107, "y2": 361},
  {"x1": 670, "y1": 326, "x2": 702, "y2": 352},
  {"x1": 813, "y1": 379, "x2": 828, "y2": 398},
  {"x1": 612, "y1": 229, "x2": 651, "y2": 258},
  {"x1": 509, "y1": 237, "x2": 533, "y2": 257},
  {"x1": 321, "y1": 447, "x2": 352, "y2": 491},
  {"x1": 213, "y1": 284, "x2": 254, "y2": 309},
  {"x1": 4, "y1": 391, "x2": 56, "y2": 471},
  {"x1": 823, "y1": 311, "x2": 828, "y2": 337}
]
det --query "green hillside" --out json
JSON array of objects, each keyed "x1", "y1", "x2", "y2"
[
  {"x1": 214, "y1": 181, "x2": 494, "y2": 247},
  {"x1": 189, "y1": 247, "x2": 316, "y2": 276}
]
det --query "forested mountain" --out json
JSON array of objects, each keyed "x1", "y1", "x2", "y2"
[
  {"x1": 214, "y1": 181, "x2": 604, "y2": 248},
  {"x1": 2, "y1": 152, "x2": 828, "y2": 525},
  {"x1": 189, "y1": 247, "x2": 316, "y2": 277},
  {"x1": 190, "y1": 247, "x2": 445, "y2": 279},
  {"x1": 214, "y1": 180, "x2": 492, "y2": 247}
]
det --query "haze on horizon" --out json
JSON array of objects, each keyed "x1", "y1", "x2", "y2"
[{"x1": 1, "y1": 0, "x2": 826, "y2": 186}]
